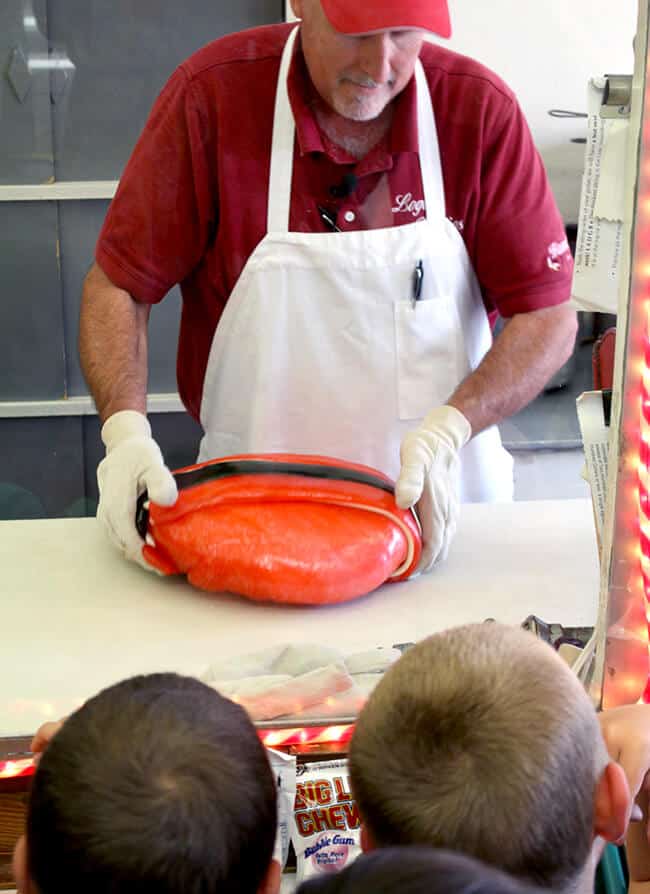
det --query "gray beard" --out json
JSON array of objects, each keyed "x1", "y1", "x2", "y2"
[{"x1": 313, "y1": 101, "x2": 394, "y2": 160}]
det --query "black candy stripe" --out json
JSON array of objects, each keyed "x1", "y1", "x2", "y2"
[{"x1": 136, "y1": 459, "x2": 394, "y2": 539}]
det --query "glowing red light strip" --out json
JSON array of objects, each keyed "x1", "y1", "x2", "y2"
[
  {"x1": 258, "y1": 724, "x2": 354, "y2": 749},
  {"x1": 0, "y1": 725, "x2": 356, "y2": 778},
  {"x1": 0, "y1": 758, "x2": 35, "y2": 780},
  {"x1": 640, "y1": 317, "x2": 650, "y2": 701}
]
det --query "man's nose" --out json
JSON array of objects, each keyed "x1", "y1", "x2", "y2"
[{"x1": 358, "y1": 33, "x2": 394, "y2": 84}]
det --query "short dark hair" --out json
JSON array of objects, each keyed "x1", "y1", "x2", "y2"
[
  {"x1": 296, "y1": 847, "x2": 544, "y2": 894},
  {"x1": 349, "y1": 624, "x2": 605, "y2": 891},
  {"x1": 27, "y1": 673, "x2": 277, "y2": 894}
]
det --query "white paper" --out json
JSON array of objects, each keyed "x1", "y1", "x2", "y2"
[
  {"x1": 572, "y1": 80, "x2": 629, "y2": 314},
  {"x1": 272, "y1": 645, "x2": 344, "y2": 677},
  {"x1": 576, "y1": 390, "x2": 610, "y2": 545},
  {"x1": 594, "y1": 119, "x2": 628, "y2": 221},
  {"x1": 344, "y1": 647, "x2": 401, "y2": 675},
  {"x1": 202, "y1": 643, "x2": 398, "y2": 722},
  {"x1": 233, "y1": 664, "x2": 354, "y2": 721}
]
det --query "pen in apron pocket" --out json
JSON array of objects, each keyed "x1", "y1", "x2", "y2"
[
  {"x1": 411, "y1": 259, "x2": 424, "y2": 308},
  {"x1": 317, "y1": 205, "x2": 342, "y2": 233}
]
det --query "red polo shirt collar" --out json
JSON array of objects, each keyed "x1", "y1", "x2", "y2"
[{"x1": 286, "y1": 33, "x2": 419, "y2": 174}]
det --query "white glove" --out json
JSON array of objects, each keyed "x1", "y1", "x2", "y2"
[
  {"x1": 395, "y1": 405, "x2": 471, "y2": 573},
  {"x1": 97, "y1": 410, "x2": 178, "y2": 570}
]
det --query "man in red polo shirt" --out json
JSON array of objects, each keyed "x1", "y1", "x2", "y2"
[{"x1": 80, "y1": 0, "x2": 577, "y2": 575}]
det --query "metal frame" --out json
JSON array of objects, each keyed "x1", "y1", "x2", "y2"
[
  {"x1": 0, "y1": 181, "x2": 117, "y2": 201},
  {"x1": 589, "y1": 0, "x2": 650, "y2": 708},
  {"x1": 0, "y1": 394, "x2": 184, "y2": 418}
]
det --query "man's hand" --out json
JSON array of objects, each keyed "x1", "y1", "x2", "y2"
[
  {"x1": 599, "y1": 705, "x2": 650, "y2": 821},
  {"x1": 97, "y1": 410, "x2": 178, "y2": 570},
  {"x1": 395, "y1": 405, "x2": 471, "y2": 572},
  {"x1": 30, "y1": 719, "x2": 65, "y2": 762},
  {"x1": 11, "y1": 721, "x2": 64, "y2": 891},
  {"x1": 599, "y1": 705, "x2": 650, "y2": 890}
]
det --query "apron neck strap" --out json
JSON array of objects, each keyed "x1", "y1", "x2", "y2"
[
  {"x1": 267, "y1": 26, "x2": 300, "y2": 233},
  {"x1": 267, "y1": 27, "x2": 446, "y2": 233},
  {"x1": 414, "y1": 58, "x2": 446, "y2": 223}
]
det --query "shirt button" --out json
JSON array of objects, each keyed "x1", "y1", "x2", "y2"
[{"x1": 343, "y1": 210, "x2": 356, "y2": 223}]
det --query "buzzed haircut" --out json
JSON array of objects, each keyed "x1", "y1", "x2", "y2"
[
  {"x1": 27, "y1": 673, "x2": 277, "y2": 894},
  {"x1": 297, "y1": 846, "x2": 545, "y2": 894},
  {"x1": 349, "y1": 623, "x2": 607, "y2": 891}
]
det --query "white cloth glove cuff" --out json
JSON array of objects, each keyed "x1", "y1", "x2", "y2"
[
  {"x1": 421, "y1": 405, "x2": 472, "y2": 451},
  {"x1": 396, "y1": 404, "x2": 471, "y2": 574},
  {"x1": 96, "y1": 410, "x2": 177, "y2": 571},
  {"x1": 101, "y1": 410, "x2": 152, "y2": 451}
]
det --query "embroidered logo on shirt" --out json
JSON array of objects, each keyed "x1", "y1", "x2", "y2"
[
  {"x1": 547, "y1": 238, "x2": 571, "y2": 272},
  {"x1": 392, "y1": 192, "x2": 426, "y2": 218}
]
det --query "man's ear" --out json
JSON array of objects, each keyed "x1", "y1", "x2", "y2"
[
  {"x1": 12, "y1": 835, "x2": 33, "y2": 894},
  {"x1": 594, "y1": 761, "x2": 632, "y2": 844},
  {"x1": 361, "y1": 824, "x2": 376, "y2": 853},
  {"x1": 257, "y1": 858, "x2": 282, "y2": 894}
]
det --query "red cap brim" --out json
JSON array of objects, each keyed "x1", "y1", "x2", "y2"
[{"x1": 320, "y1": 0, "x2": 451, "y2": 38}]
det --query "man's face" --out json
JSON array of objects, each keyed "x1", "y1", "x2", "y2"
[{"x1": 291, "y1": 0, "x2": 424, "y2": 121}]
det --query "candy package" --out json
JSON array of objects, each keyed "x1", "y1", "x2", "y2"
[
  {"x1": 267, "y1": 748, "x2": 297, "y2": 870},
  {"x1": 291, "y1": 759, "x2": 362, "y2": 882}
]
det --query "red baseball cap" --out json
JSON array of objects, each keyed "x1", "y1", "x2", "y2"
[{"x1": 320, "y1": 0, "x2": 451, "y2": 38}]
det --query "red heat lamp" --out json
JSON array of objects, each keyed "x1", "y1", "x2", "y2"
[
  {"x1": 0, "y1": 758, "x2": 34, "y2": 781},
  {"x1": 257, "y1": 721, "x2": 355, "y2": 750},
  {"x1": 0, "y1": 721, "x2": 355, "y2": 785}
]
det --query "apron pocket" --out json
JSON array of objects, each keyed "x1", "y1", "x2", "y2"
[{"x1": 394, "y1": 297, "x2": 459, "y2": 421}]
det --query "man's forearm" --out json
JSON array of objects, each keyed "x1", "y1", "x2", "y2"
[
  {"x1": 79, "y1": 262, "x2": 151, "y2": 423},
  {"x1": 448, "y1": 303, "x2": 578, "y2": 435}
]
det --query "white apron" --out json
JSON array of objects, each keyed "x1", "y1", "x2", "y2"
[{"x1": 198, "y1": 26, "x2": 513, "y2": 503}]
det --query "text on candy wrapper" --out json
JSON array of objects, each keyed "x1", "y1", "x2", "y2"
[
  {"x1": 305, "y1": 834, "x2": 356, "y2": 858},
  {"x1": 295, "y1": 776, "x2": 361, "y2": 836}
]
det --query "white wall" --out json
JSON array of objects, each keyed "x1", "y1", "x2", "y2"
[
  {"x1": 442, "y1": 0, "x2": 635, "y2": 221},
  {"x1": 285, "y1": 0, "x2": 637, "y2": 222}
]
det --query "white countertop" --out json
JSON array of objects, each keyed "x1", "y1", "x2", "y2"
[{"x1": 0, "y1": 499, "x2": 599, "y2": 737}]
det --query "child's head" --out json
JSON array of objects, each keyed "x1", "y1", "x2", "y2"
[
  {"x1": 296, "y1": 846, "x2": 545, "y2": 894},
  {"x1": 349, "y1": 623, "x2": 629, "y2": 892},
  {"x1": 14, "y1": 673, "x2": 279, "y2": 894}
]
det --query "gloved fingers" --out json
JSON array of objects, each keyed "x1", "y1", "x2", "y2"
[
  {"x1": 145, "y1": 462, "x2": 178, "y2": 506},
  {"x1": 97, "y1": 438, "x2": 175, "y2": 573},
  {"x1": 101, "y1": 497, "x2": 144, "y2": 556},
  {"x1": 396, "y1": 432, "x2": 436, "y2": 508},
  {"x1": 398, "y1": 412, "x2": 464, "y2": 571},
  {"x1": 100, "y1": 505, "x2": 159, "y2": 574},
  {"x1": 97, "y1": 461, "x2": 149, "y2": 564},
  {"x1": 414, "y1": 479, "x2": 446, "y2": 573},
  {"x1": 420, "y1": 455, "x2": 463, "y2": 573},
  {"x1": 418, "y1": 539, "x2": 448, "y2": 574},
  {"x1": 396, "y1": 442, "x2": 428, "y2": 508},
  {"x1": 395, "y1": 465, "x2": 426, "y2": 509},
  {"x1": 125, "y1": 541, "x2": 164, "y2": 575},
  {"x1": 97, "y1": 494, "x2": 131, "y2": 554},
  {"x1": 421, "y1": 511, "x2": 458, "y2": 572},
  {"x1": 117, "y1": 521, "x2": 147, "y2": 561}
]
